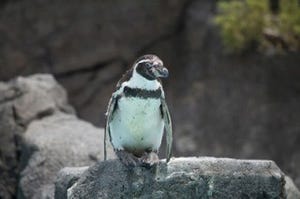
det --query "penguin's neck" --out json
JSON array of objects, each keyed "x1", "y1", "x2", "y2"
[{"x1": 125, "y1": 70, "x2": 160, "y2": 91}]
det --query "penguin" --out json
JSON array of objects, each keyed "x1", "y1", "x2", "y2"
[{"x1": 104, "y1": 54, "x2": 172, "y2": 167}]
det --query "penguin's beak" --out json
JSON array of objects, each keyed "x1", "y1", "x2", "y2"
[{"x1": 156, "y1": 66, "x2": 169, "y2": 78}]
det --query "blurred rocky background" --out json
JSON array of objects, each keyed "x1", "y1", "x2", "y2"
[{"x1": 0, "y1": 0, "x2": 299, "y2": 198}]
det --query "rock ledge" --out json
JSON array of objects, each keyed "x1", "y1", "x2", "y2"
[{"x1": 55, "y1": 157, "x2": 292, "y2": 199}]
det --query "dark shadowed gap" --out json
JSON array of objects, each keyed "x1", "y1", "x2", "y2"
[{"x1": 269, "y1": 0, "x2": 279, "y2": 14}]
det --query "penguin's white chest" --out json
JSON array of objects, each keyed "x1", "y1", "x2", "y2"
[{"x1": 109, "y1": 97, "x2": 164, "y2": 152}]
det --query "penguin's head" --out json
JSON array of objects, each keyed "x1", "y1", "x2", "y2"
[{"x1": 134, "y1": 54, "x2": 169, "y2": 80}]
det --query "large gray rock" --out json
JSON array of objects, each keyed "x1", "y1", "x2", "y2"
[
  {"x1": 0, "y1": 74, "x2": 72, "y2": 199},
  {"x1": 0, "y1": 83, "x2": 23, "y2": 199},
  {"x1": 55, "y1": 157, "x2": 292, "y2": 199},
  {"x1": 18, "y1": 113, "x2": 115, "y2": 199},
  {"x1": 0, "y1": 74, "x2": 114, "y2": 199},
  {"x1": 12, "y1": 75, "x2": 75, "y2": 125},
  {"x1": 55, "y1": 167, "x2": 88, "y2": 199},
  {"x1": 285, "y1": 176, "x2": 300, "y2": 199}
]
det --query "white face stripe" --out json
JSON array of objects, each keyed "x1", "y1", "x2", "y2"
[
  {"x1": 137, "y1": 59, "x2": 151, "y2": 64},
  {"x1": 136, "y1": 59, "x2": 163, "y2": 65},
  {"x1": 134, "y1": 59, "x2": 164, "y2": 75},
  {"x1": 133, "y1": 59, "x2": 151, "y2": 70},
  {"x1": 135, "y1": 59, "x2": 151, "y2": 68}
]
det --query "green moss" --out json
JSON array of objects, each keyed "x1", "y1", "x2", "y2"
[
  {"x1": 279, "y1": 0, "x2": 300, "y2": 50},
  {"x1": 214, "y1": 0, "x2": 300, "y2": 53}
]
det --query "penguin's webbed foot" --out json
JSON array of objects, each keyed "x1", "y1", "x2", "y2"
[
  {"x1": 115, "y1": 150, "x2": 139, "y2": 167},
  {"x1": 139, "y1": 151, "x2": 159, "y2": 168}
]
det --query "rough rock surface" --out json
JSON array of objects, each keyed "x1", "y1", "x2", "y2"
[
  {"x1": 0, "y1": 74, "x2": 114, "y2": 199},
  {"x1": 55, "y1": 167, "x2": 88, "y2": 199},
  {"x1": 18, "y1": 113, "x2": 115, "y2": 199},
  {"x1": 12, "y1": 75, "x2": 75, "y2": 125},
  {"x1": 0, "y1": 0, "x2": 188, "y2": 81},
  {"x1": 0, "y1": 83, "x2": 23, "y2": 199},
  {"x1": 0, "y1": 74, "x2": 72, "y2": 199},
  {"x1": 285, "y1": 176, "x2": 300, "y2": 199},
  {"x1": 55, "y1": 157, "x2": 289, "y2": 199}
]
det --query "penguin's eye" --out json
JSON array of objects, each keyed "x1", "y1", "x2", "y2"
[{"x1": 145, "y1": 63, "x2": 152, "y2": 68}]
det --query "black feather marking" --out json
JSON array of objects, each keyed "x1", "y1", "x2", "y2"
[
  {"x1": 123, "y1": 86, "x2": 161, "y2": 99},
  {"x1": 160, "y1": 104, "x2": 164, "y2": 118},
  {"x1": 136, "y1": 62, "x2": 156, "y2": 80}
]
